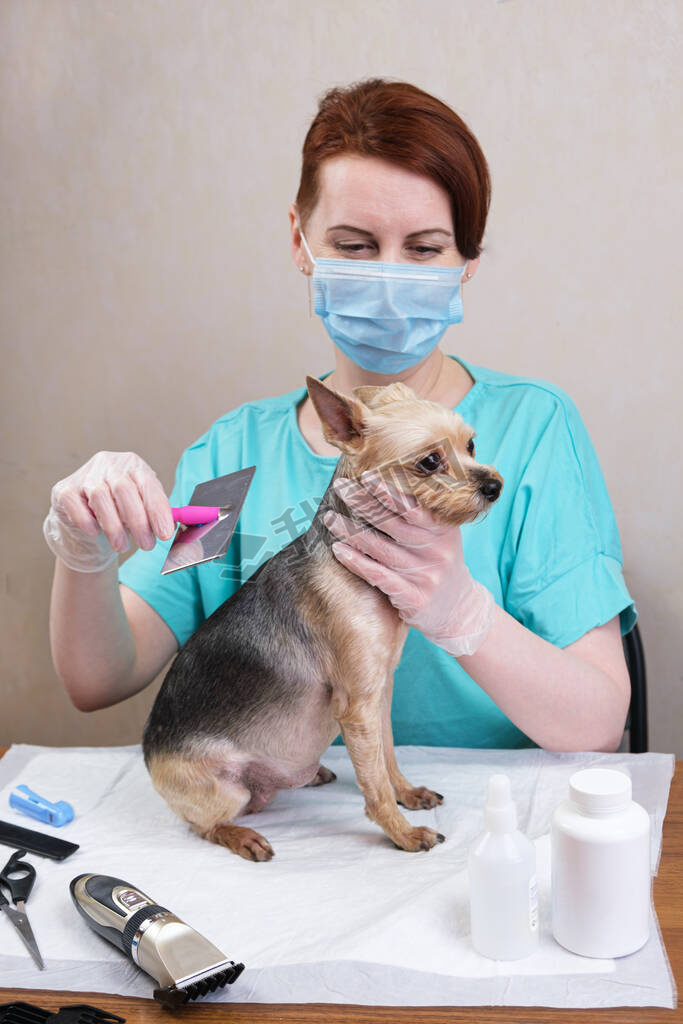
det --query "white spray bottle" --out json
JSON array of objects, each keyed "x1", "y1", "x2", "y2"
[{"x1": 468, "y1": 773, "x2": 539, "y2": 960}]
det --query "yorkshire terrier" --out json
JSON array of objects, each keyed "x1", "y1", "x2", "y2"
[{"x1": 143, "y1": 376, "x2": 503, "y2": 860}]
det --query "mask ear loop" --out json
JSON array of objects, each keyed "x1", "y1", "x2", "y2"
[
  {"x1": 461, "y1": 261, "x2": 469, "y2": 317},
  {"x1": 297, "y1": 221, "x2": 316, "y2": 318}
]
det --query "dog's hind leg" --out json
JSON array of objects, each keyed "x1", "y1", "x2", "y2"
[
  {"x1": 304, "y1": 763, "x2": 337, "y2": 787},
  {"x1": 148, "y1": 754, "x2": 275, "y2": 862},
  {"x1": 381, "y1": 674, "x2": 444, "y2": 811}
]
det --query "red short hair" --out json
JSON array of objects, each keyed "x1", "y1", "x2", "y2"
[{"x1": 295, "y1": 78, "x2": 491, "y2": 260}]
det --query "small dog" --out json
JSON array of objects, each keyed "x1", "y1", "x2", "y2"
[{"x1": 143, "y1": 377, "x2": 503, "y2": 861}]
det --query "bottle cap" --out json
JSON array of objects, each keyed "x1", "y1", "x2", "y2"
[
  {"x1": 569, "y1": 767, "x2": 632, "y2": 815},
  {"x1": 485, "y1": 774, "x2": 517, "y2": 832}
]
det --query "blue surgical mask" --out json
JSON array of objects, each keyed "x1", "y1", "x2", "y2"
[{"x1": 299, "y1": 227, "x2": 467, "y2": 374}]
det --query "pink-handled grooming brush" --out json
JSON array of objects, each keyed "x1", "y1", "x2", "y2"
[{"x1": 161, "y1": 466, "x2": 256, "y2": 575}]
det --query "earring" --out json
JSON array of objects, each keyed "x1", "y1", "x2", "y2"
[{"x1": 299, "y1": 266, "x2": 306, "y2": 273}]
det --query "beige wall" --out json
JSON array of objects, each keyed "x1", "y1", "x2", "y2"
[{"x1": 1, "y1": 0, "x2": 681, "y2": 754}]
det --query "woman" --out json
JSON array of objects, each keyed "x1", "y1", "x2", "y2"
[{"x1": 43, "y1": 79, "x2": 636, "y2": 751}]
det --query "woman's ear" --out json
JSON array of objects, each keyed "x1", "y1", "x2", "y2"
[
  {"x1": 306, "y1": 375, "x2": 367, "y2": 454},
  {"x1": 462, "y1": 255, "x2": 480, "y2": 282},
  {"x1": 289, "y1": 204, "x2": 310, "y2": 275}
]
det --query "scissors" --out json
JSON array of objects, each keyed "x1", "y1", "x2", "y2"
[{"x1": 0, "y1": 847, "x2": 44, "y2": 969}]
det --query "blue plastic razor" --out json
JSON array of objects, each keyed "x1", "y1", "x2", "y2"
[{"x1": 9, "y1": 785, "x2": 74, "y2": 827}]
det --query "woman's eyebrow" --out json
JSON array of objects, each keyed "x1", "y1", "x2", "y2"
[
  {"x1": 405, "y1": 228, "x2": 453, "y2": 239},
  {"x1": 326, "y1": 224, "x2": 374, "y2": 236},
  {"x1": 326, "y1": 225, "x2": 454, "y2": 239}
]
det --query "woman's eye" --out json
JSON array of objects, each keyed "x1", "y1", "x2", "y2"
[
  {"x1": 416, "y1": 452, "x2": 443, "y2": 474},
  {"x1": 411, "y1": 246, "x2": 442, "y2": 256},
  {"x1": 336, "y1": 243, "x2": 376, "y2": 256},
  {"x1": 467, "y1": 438, "x2": 475, "y2": 457}
]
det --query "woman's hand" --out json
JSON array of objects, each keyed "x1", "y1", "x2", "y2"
[
  {"x1": 323, "y1": 470, "x2": 495, "y2": 656},
  {"x1": 43, "y1": 451, "x2": 175, "y2": 573}
]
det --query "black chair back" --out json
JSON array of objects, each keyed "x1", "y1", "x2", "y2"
[{"x1": 623, "y1": 622, "x2": 648, "y2": 753}]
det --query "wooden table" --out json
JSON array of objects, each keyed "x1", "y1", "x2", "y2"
[{"x1": 0, "y1": 749, "x2": 679, "y2": 1022}]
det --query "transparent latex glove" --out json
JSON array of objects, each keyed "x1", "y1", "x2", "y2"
[
  {"x1": 43, "y1": 451, "x2": 175, "y2": 573},
  {"x1": 323, "y1": 470, "x2": 496, "y2": 657}
]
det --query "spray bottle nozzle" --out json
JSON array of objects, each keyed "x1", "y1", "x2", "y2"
[{"x1": 485, "y1": 774, "x2": 518, "y2": 833}]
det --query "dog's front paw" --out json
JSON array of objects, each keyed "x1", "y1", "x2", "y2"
[
  {"x1": 395, "y1": 826, "x2": 446, "y2": 852},
  {"x1": 396, "y1": 785, "x2": 444, "y2": 810}
]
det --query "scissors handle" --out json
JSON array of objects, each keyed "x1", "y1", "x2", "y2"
[{"x1": 0, "y1": 848, "x2": 36, "y2": 904}]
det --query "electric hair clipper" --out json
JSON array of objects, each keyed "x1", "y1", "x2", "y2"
[{"x1": 70, "y1": 874, "x2": 245, "y2": 1008}]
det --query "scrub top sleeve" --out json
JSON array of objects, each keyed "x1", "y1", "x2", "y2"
[
  {"x1": 118, "y1": 442, "x2": 209, "y2": 648},
  {"x1": 503, "y1": 392, "x2": 637, "y2": 649}
]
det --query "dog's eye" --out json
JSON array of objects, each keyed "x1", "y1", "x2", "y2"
[
  {"x1": 415, "y1": 452, "x2": 443, "y2": 474},
  {"x1": 467, "y1": 438, "x2": 475, "y2": 457}
]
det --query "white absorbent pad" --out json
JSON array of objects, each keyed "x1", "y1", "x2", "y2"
[{"x1": 0, "y1": 744, "x2": 676, "y2": 1008}]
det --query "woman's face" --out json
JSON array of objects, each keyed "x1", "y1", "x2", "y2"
[{"x1": 290, "y1": 154, "x2": 479, "y2": 277}]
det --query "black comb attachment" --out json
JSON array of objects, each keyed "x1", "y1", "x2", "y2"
[
  {"x1": 0, "y1": 1004, "x2": 51, "y2": 1024},
  {"x1": 153, "y1": 960, "x2": 245, "y2": 1008},
  {"x1": 0, "y1": 1006, "x2": 124, "y2": 1024},
  {"x1": 47, "y1": 1008, "x2": 125, "y2": 1024}
]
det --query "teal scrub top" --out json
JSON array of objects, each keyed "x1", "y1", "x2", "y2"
[{"x1": 119, "y1": 355, "x2": 637, "y2": 748}]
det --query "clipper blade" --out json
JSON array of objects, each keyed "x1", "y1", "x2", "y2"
[{"x1": 154, "y1": 960, "x2": 245, "y2": 1008}]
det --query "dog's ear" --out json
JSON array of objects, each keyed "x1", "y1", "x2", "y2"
[
  {"x1": 353, "y1": 382, "x2": 416, "y2": 409},
  {"x1": 306, "y1": 376, "x2": 367, "y2": 454}
]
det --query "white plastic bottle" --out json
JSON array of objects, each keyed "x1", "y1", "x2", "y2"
[
  {"x1": 468, "y1": 774, "x2": 539, "y2": 959},
  {"x1": 551, "y1": 767, "x2": 650, "y2": 958}
]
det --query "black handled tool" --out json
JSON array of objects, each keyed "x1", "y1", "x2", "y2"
[
  {"x1": 0, "y1": 849, "x2": 44, "y2": 970},
  {"x1": 70, "y1": 874, "x2": 244, "y2": 1008}
]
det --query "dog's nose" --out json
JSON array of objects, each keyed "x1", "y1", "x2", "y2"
[{"x1": 479, "y1": 478, "x2": 502, "y2": 502}]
